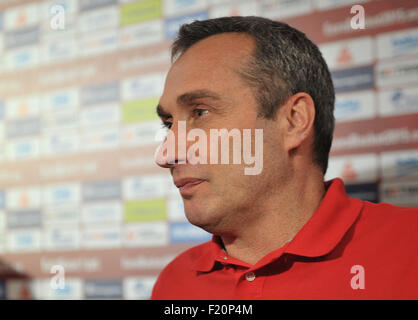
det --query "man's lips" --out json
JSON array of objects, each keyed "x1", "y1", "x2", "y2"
[{"x1": 174, "y1": 178, "x2": 206, "y2": 196}]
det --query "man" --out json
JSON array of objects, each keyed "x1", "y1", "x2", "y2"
[{"x1": 151, "y1": 16, "x2": 418, "y2": 299}]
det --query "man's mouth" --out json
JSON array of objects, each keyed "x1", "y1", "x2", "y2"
[{"x1": 174, "y1": 178, "x2": 206, "y2": 197}]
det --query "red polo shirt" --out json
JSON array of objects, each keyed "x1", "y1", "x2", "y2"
[{"x1": 151, "y1": 178, "x2": 418, "y2": 299}]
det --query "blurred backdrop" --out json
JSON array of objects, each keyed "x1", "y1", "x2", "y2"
[{"x1": 0, "y1": 0, "x2": 417, "y2": 299}]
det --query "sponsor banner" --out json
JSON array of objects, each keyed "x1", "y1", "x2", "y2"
[
  {"x1": 326, "y1": 153, "x2": 378, "y2": 184},
  {"x1": 124, "y1": 199, "x2": 166, "y2": 222},
  {"x1": 78, "y1": 5, "x2": 119, "y2": 33},
  {"x1": 4, "y1": 45, "x2": 39, "y2": 70},
  {"x1": 314, "y1": 0, "x2": 368, "y2": 10},
  {"x1": 282, "y1": 0, "x2": 418, "y2": 45},
  {"x1": 0, "y1": 164, "x2": 29, "y2": 187},
  {"x1": 123, "y1": 222, "x2": 168, "y2": 247},
  {"x1": 377, "y1": 27, "x2": 418, "y2": 60},
  {"x1": 332, "y1": 114, "x2": 418, "y2": 155},
  {"x1": 38, "y1": 278, "x2": 83, "y2": 300},
  {"x1": 6, "y1": 279, "x2": 41, "y2": 300},
  {"x1": 82, "y1": 225, "x2": 122, "y2": 249},
  {"x1": 120, "y1": 252, "x2": 179, "y2": 271},
  {"x1": 331, "y1": 65, "x2": 374, "y2": 93},
  {"x1": 334, "y1": 90, "x2": 376, "y2": 123},
  {"x1": 4, "y1": 26, "x2": 39, "y2": 49},
  {"x1": 82, "y1": 201, "x2": 122, "y2": 224},
  {"x1": 333, "y1": 128, "x2": 418, "y2": 155},
  {"x1": 376, "y1": 58, "x2": 418, "y2": 88},
  {"x1": 320, "y1": 36, "x2": 373, "y2": 70},
  {"x1": 164, "y1": 0, "x2": 207, "y2": 17},
  {"x1": 42, "y1": 88, "x2": 79, "y2": 114},
  {"x1": 261, "y1": 0, "x2": 312, "y2": 19},
  {"x1": 120, "y1": 0, "x2": 162, "y2": 26},
  {"x1": 42, "y1": 111, "x2": 79, "y2": 132},
  {"x1": 170, "y1": 222, "x2": 211, "y2": 244},
  {"x1": 5, "y1": 137, "x2": 40, "y2": 161},
  {"x1": 344, "y1": 182, "x2": 381, "y2": 203},
  {"x1": 79, "y1": 0, "x2": 117, "y2": 11},
  {"x1": 210, "y1": 0, "x2": 259, "y2": 19},
  {"x1": 38, "y1": 158, "x2": 101, "y2": 183},
  {"x1": 35, "y1": 58, "x2": 99, "y2": 91},
  {"x1": 6, "y1": 187, "x2": 41, "y2": 210},
  {"x1": 123, "y1": 174, "x2": 170, "y2": 200},
  {"x1": 84, "y1": 279, "x2": 122, "y2": 299},
  {"x1": 40, "y1": 12, "x2": 78, "y2": 37},
  {"x1": 165, "y1": 11, "x2": 208, "y2": 39},
  {"x1": 80, "y1": 28, "x2": 118, "y2": 57},
  {"x1": 119, "y1": 153, "x2": 159, "y2": 172},
  {"x1": 39, "y1": 255, "x2": 102, "y2": 275},
  {"x1": 122, "y1": 97, "x2": 159, "y2": 123},
  {"x1": 40, "y1": 3, "x2": 78, "y2": 35},
  {"x1": 123, "y1": 276, "x2": 157, "y2": 300},
  {"x1": 121, "y1": 120, "x2": 162, "y2": 147},
  {"x1": 40, "y1": 32, "x2": 79, "y2": 65},
  {"x1": 380, "y1": 180, "x2": 418, "y2": 206},
  {"x1": 380, "y1": 149, "x2": 418, "y2": 181},
  {"x1": 7, "y1": 210, "x2": 42, "y2": 229},
  {"x1": 80, "y1": 81, "x2": 119, "y2": 107},
  {"x1": 5, "y1": 96, "x2": 40, "y2": 119},
  {"x1": 42, "y1": 183, "x2": 81, "y2": 206},
  {"x1": 6, "y1": 229, "x2": 41, "y2": 253},
  {"x1": 167, "y1": 193, "x2": 187, "y2": 222},
  {"x1": 41, "y1": 0, "x2": 79, "y2": 18},
  {"x1": 43, "y1": 204, "x2": 79, "y2": 226},
  {"x1": 6, "y1": 117, "x2": 41, "y2": 138},
  {"x1": 43, "y1": 226, "x2": 80, "y2": 250},
  {"x1": 42, "y1": 130, "x2": 80, "y2": 156},
  {"x1": 81, "y1": 125, "x2": 120, "y2": 151},
  {"x1": 117, "y1": 44, "x2": 171, "y2": 73},
  {"x1": 378, "y1": 86, "x2": 418, "y2": 117},
  {"x1": 81, "y1": 103, "x2": 120, "y2": 127},
  {"x1": 121, "y1": 73, "x2": 165, "y2": 101},
  {"x1": 82, "y1": 180, "x2": 121, "y2": 202},
  {"x1": 4, "y1": 3, "x2": 40, "y2": 30},
  {"x1": 119, "y1": 19, "x2": 164, "y2": 49}
]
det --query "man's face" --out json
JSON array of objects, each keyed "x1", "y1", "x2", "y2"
[{"x1": 156, "y1": 33, "x2": 289, "y2": 235}]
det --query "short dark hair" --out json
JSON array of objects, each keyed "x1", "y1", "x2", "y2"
[{"x1": 171, "y1": 16, "x2": 335, "y2": 175}]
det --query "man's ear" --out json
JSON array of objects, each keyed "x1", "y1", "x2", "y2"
[{"x1": 279, "y1": 92, "x2": 315, "y2": 153}]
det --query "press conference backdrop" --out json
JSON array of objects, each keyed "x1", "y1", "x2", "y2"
[{"x1": 0, "y1": 0, "x2": 417, "y2": 299}]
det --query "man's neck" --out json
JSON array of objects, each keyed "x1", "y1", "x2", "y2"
[{"x1": 219, "y1": 170, "x2": 326, "y2": 265}]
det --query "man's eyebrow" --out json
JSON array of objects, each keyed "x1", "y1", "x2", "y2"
[
  {"x1": 177, "y1": 89, "x2": 222, "y2": 106},
  {"x1": 156, "y1": 89, "x2": 222, "y2": 118}
]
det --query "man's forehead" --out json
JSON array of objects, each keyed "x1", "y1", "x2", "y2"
[
  {"x1": 170, "y1": 32, "x2": 254, "y2": 73},
  {"x1": 164, "y1": 33, "x2": 254, "y2": 91}
]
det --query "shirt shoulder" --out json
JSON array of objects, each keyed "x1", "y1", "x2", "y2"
[
  {"x1": 353, "y1": 200, "x2": 418, "y2": 249},
  {"x1": 151, "y1": 241, "x2": 212, "y2": 300},
  {"x1": 360, "y1": 200, "x2": 418, "y2": 228}
]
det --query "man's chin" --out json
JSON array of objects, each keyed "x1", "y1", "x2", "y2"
[{"x1": 184, "y1": 205, "x2": 216, "y2": 232}]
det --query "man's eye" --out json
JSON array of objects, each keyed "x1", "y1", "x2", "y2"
[
  {"x1": 161, "y1": 121, "x2": 172, "y2": 129},
  {"x1": 194, "y1": 109, "x2": 209, "y2": 117}
]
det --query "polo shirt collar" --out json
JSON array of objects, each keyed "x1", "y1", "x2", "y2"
[
  {"x1": 192, "y1": 178, "x2": 364, "y2": 272},
  {"x1": 284, "y1": 178, "x2": 363, "y2": 257}
]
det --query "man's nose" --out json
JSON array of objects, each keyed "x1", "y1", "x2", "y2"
[{"x1": 154, "y1": 122, "x2": 187, "y2": 168}]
